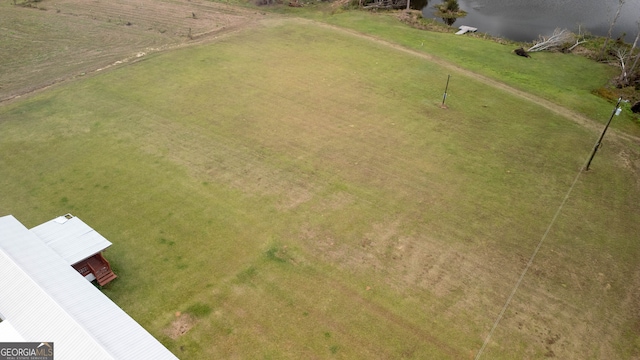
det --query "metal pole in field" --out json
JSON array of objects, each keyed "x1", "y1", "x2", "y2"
[
  {"x1": 441, "y1": 74, "x2": 450, "y2": 107},
  {"x1": 585, "y1": 97, "x2": 623, "y2": 171}
]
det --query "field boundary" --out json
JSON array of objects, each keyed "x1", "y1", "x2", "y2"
[
  {"x1": 297, "y1": 19, "x2": 640, "y2": 145},
  {"x1": 0, "y1": 22, "x2": 252, "y2": 105},
  {"x1": 0, "y1": 0, "x2": 264, "y2": 104}
]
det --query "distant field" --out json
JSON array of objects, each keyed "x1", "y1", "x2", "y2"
[
  {"x1": 1, "y1": 3, "x2": 640, "y2": 359},
  {"x1": 0, "y1": 0, "x2": 260, "y2": 101}
]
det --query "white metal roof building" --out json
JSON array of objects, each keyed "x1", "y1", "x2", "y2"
[
  {"x1": 0, "y1": 215, "x2": 178, "y2": 360},
  {"x1": 30, "y1": 214, "x2": 112, "y2": 266}
]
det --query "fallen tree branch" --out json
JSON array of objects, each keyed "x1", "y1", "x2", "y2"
[
  {"x1": 567, "y1": 40, "x2": 587, "y2": 52},
  {"x1": 566, "y1": 25, "x2": 587, "y2": 52},
  {"x1": 528, "y1": 28, "x2": 573, "y2": 52}
]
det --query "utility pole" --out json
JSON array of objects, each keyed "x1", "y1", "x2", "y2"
[
  {"x1": 585, "y1": 97, "x2": 623, "y2": 171},
  {"x1": 441, "y1": 74, "x2": 450, "y2": 108}
]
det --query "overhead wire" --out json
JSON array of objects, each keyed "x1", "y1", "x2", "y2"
[{"x1": 474, "y1": 154, "x2": 592, "y2": 359}]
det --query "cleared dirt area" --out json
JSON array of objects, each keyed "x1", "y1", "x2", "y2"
[
  {"x1": 165, "y1": 312, "x2": 196, "y2": 339},
  {"x1": 0, "y1": 0, "x2": 263, "y2": 101}
]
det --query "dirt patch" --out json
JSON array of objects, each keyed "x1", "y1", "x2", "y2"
[
  {"x1": 164, "y1": 312, "x2": 196, "y2": 339},
  {"x1": 299, "y1": 217, "x2": 525, "y2": 329}
]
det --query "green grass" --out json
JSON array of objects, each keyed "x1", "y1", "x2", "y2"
[
  {"x1": 1, "y1": 16, "x2": 639, "y2": 359},
  {"x1": 282, "y1": 8, "x2": 640, "y2": 135}
]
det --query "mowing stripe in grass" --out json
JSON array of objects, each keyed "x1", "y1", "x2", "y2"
[
  {"x1": 474, "y1": 155, "x2": 591, "y2": 359},
  {"x1": 2, "y1": 16, "x2": 639, "y2": 358}
]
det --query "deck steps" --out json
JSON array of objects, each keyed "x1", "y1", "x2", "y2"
[{"x1": 96, "y1": 269, "x2": 118, "y2": 286}]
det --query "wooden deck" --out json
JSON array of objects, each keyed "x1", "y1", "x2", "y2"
[{"x1": 72, "y1": 253, "x2": 117, "y2": 286}]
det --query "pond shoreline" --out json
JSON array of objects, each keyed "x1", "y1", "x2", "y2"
[{"x1": 419, "y1": 0, "x2": 640, "y2": 43}]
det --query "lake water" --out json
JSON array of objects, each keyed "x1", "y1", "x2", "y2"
[{"x1": 420, "y1": 0, "x2": 640, "y2": 42}]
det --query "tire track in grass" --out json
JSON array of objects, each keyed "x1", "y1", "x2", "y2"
[{"x1": 300, "y1": 19, "x2": 640, "y2": 145}]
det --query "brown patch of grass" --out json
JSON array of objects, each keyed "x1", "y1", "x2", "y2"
[
  {"x1": 592, "y1": 86, "x2": 621, "y2": 102},
  {"x1": 164, "y1": 313, "x2": 196, "y2": 339}
]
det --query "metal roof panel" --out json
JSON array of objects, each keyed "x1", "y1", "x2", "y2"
[
  {"x1": 30, "y1": 215, "x2": 112, "y2": 265},
  {"x1": 0, "y1": 215, "x2": 177, "y2": 360}
]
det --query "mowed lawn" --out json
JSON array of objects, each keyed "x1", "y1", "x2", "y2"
[
  {"x1": 307, "y1": 10, "x2": 640, "y2": 136},
  {"x1": 1, "y1": 19, "x2": 640, "y2": 359}
]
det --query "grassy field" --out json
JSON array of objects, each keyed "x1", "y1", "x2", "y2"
[
  {"x1": 291, "y1": 9, "x2": 640, "y2": 136},
  {"x1": 1, "y1": 2, "x2": 640, "y2": 359},
  {"x1": 0, "y1": 0, "x2": 260, "y2": 101}
]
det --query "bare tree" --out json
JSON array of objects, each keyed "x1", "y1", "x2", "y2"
[
  {"x1": 528, "y1": 28, "x2": 573, "y2": 52},
  {"x1": 614, "y1": 46, "x2": 630, "y2": 83},
  {"x1": 599, "y1": 0, "x2": 626, "y2": 60},
  {"x1": 625, "y1": 21, "x2": 640, "y2": 84}
]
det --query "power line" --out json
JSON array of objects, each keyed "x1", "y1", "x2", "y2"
[{"x1": 474, "y1": 156, "x2": 589, "y2": 359}]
